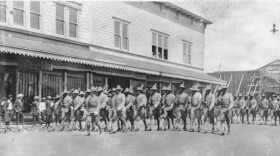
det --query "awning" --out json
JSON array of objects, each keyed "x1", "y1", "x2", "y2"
[{"x1": 0, "y1": 35, "x2": 226, "y2": 85}]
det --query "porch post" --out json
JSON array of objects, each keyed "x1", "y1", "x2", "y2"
[
  {"x1": 64, "y1": 72, "x2": 67, "y2": 91},
  {"x1": 38, "y1": 71, "x2": 42, "y2": 100},
  {"x1": 16, "y1": 69, "x2": 20, "y2": 95},
  {"x1": 86, "y1": 72, "x2": 90, "y2": 89}
]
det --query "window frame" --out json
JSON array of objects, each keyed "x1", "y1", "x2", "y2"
[
  {"x1": 30, "y1": 1, "x2": 41, "y2": 31},
  {"x1": 113, "y1": 19, "x2": 129, "y2": 51},
  {"x1": 13, "y1": 1, "x2": 25, "y2": 27},
  {"x1": 68, "y1": 6, "x2": 78, "y2": 39},
  {"x1": 183, "y1": 41, "x2": 192, "y2": 66},
  {"x1": 151, "y1": 31, "x2": 169, "y2": 60},
  {"x1": 55, "y1": 3, "x2": 66, "y2": 36},
  {"x1": 0, "y1": 1, "x2": 7, "y2": 24}
]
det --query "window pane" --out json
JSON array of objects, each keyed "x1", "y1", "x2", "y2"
[
  {"x1": 164, "y1": 50, "x2": 168, "y2": 60},
  {"x1": 69, "y1": 7, "x2": 77, "y2": 24},
  {"x1": 30, "y1": 1, "x2": 40, "y2": 13},
  {"x1": 30, "y1": 13, "x2": 40, "y2": 29},
  {"x1": 152, "y1": 33, "x2": 156, "y2": 45},
  {"x1": 158, "y1": 35, "x2": 162, "y2": 47},
  {"x1": 56, "y1": 4, "x2": 64, "y2": 20},
  {"x1": 164, "y1": 37, "x2": 168, "y2": 49},
  {"x1": 158, "y1": 47, "x2": 162, "y2": 58},
  {"x1": 188, "y1": 54, "x2": 191, "y2": 64},
  {"x1": 122, "y1": 23, "x2": 128, "y2": 37},
  {"x1": 0, "y1": 5, "x2": 6, "y2": 22},
  {"x1": 188, "y1": 44, "x2": 191, "y2": 54},
  {"x1": 56, "y1": 20, "x2": 64, "y2": 35},
  {"x1": 13, "y1": 9, "x2": 24, "y2": 26},
  {"x1": 114, "y1": 35, "x2": 120, "y2": 48},
  {"x1": 152, "y1": 45, "x2": 156, "y2": 57},
  {"x1": 14, "y1": 1, "x2": 24, "y2": 9},
  {"x1": 183, "y1": 43, "x2": 186, "y2": 54},
  {"x1": 69, "y1": 23, "x2": 77, "y2": 38},
  {"x1": 114, "y1": 21, "x2": 120, "y2": 35},
  {"x1": 122, "y1": 37, "x2": 128, "y2": 50}
]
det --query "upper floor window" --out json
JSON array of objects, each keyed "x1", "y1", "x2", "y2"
[
  {"x1": 0, "y1": 1, "x2": 6, "y2": 22},
  {"x1": 13, "y1": 1, "x2": 24, "y2": 26},
  {"x1": 114, "y1": 20, "x2": 129, "y2": 50},
  {"x1": 152, "y1": 32, "x2": 168, "y2": 60},
  {"x1": 69, "y1": 7, "x2": 78, "y2": 38},
  {"x1": 30, "y1": 1, "x2": 40, "y2": 30},
  {"x1": 56, "y1": 3, "x2": 65, "y2": 35},
  {"x1": 183, "y1": 41, "x2": 192, "y2": 65}
]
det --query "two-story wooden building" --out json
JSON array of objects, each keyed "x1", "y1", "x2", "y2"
[{"x1": 0, "y1": 1, "x2": 225, "y2": 111}]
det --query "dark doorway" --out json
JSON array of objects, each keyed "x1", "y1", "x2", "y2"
[{"x1": 108, "y1": 76, "x2": 130, "y2": 90}]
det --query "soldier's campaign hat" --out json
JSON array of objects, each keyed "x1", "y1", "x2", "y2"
[
  {"x1": 165, "y1": 83, "x2": 172, "y2": 91},
  {"x1": 124, "y1": 88, "x2": 130, "y2": 93},
  {"x1": 272, "y1": 93, "x2": 277, "y2": 97},
  {"x1": 262, "y1": 93, "x2": 266, "y2": 97},
  {"x1": 47, "y1": 96, "x2": 52, "y2": 100},
  {"x1": 161, "y1": 86, "x2": 167, "y2": 91},
  {"x1": 17, "y1": 94, "x2": 24, "y2": 98},
  {"x1": 103, "y1": 89, "x2": 109, "y2": 95},
  {"x1": 34, "y1": 96, "x2": 40, "y2": 99},
  {"x1": 90, "y1": 86, "x2": 97, "y2": 92},
  {"x1": 111, "y1": 87, "x2": 116, "y2": 92},
  {"x1": 85, "y1": 89, "x2": 91, "y2": 93},
  {"x1": 79, "y1": 91, "x2": 85, "y2": 95},
  {"x1": 108, "y1": 93, "x2": 113, "y2": 97},
  {"x1": 179, "y1": 82, "x2": 185, "y2": 88},
  {"x1": 54, "y1": 94, "x2": 60, "y2": 99},
  {"x1": 190, "y1": 84, "x2": 199, "y2": 91},
  {"x1": 97, "y1": 86, "x2": 103, "y2": 92},
  {"x1": 238, "y1": 93, "x2": 243, "y2": 97},
  {"x1": 136, "y1": 85, "x2": 144, "y2": 91},
  {"x1": 217, "y1": 86, "x2": 222, "y2": 91},
  {"x1": 205, "y1": 85, "x2": 211, "y2": 91},
  {"x1": 150, "y1": 83, "x2": 158, "y2": 90},
  {"x1": 116, "y1": 85, "x2": 122, "y2": 90},
  {"x1": 42, "y1": 97, "x2": 46, "y2": 100},
  {"x1": 8, "y1": 95, "x2": 12, "y2": 98},
  {"x1": 73, "y1": 89, "x2": 79, "y2": 94},
  {"x1": 249, "y1": 93, "x2": 254, "y2": 97}
]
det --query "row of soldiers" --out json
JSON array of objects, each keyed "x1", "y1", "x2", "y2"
[{"x1": 0, "y1": 82, "x2": 236, "y2": 136}]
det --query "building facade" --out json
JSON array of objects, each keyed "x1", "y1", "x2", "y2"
[
  {"x1": 0, "y1": 1, "x2": 225, "y2": 111},
  {"x1": 208, "y1": 60, "x2": 280, "y2": 99}
]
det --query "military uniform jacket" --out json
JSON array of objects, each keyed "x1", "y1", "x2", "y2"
[
  {"x1": 88, "y1": 95, "x2": 100, "y2": 113},
  {"x1": 99, "y1": 93, "x2": 108, "y2": 109},
  {"x1": 136, "y1": 93, "x2": 147, "y2": 109},
  {"x1": 149, "y1": 92, "x2": 161, "y2": 108},
  {"x1": 191, "y1": 92, "x2": 202, "y2": 107},
  {"x1": 13, "y1": 99, "x2": 23, "y2": 113},
  {"x1": 45, "y1": 100, "x2": 53, "y2": 116},
  {"x1": 260, "y1": 98, "x2": 268, "y2": 109},
  {"x1": 220, "y1": 93, "x2": 234, "y2": 109},
  {"x1": 161, "y1": 93, "x2": 166, "y2": 106},
  {"x1": 125, "y1": 94, "x2": 135, "y2": 109},
  {"x1": 248, "y1": 98, "x2": 257, "y2": 109},
  {"x1": 72, "y1": 96, "x2": 82, "y2": 111},
  {"x1": 176, "y1": 92, "x2": 189, "y2": 106},
  {"x1": 3, "y1": 100, "x2": 13, "y2": 112},
  {"x1": 54, "y1": 100, "x2": 61, "y2": 114},
  {"x1": 62, "y1": 95, "x2": 72, "y2": 113},
  {"x1": 164, "y1": 93, "x2": 176, "y2": 109},
  {"x1": 204, "y1": 93, "x2": 215, "y2": 109},
  {"x1": 115, "y1": 92, "x2": 126, "y2": 110},
  {"x1": 270, "y1": 99, "x2": 278, "y2": 110},
  {"x1": 31, "y1": 101, "x2": 39, "y2": 115}
]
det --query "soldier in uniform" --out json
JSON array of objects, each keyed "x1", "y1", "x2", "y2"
[
  {"x1": 108, "y1": 88, "x2": 116, "y2": 132},
  {"x1": 235, "y1": 93, "x2": 244, "y2": 124},
  {"x1": 14, "y1": 94, "x2": 25, "y2": 131},
  {"x1": 202, "y1": 85, "x2": 215, "y2": 133},
  {"x1": 46, "y1": 96, "x2": 54, "y2": 131},
  {"x1": 97, "y1": 86, "x2": 109, "y2": 132},
  {"x1": 53, "y1": 94, "x2": 62, "y2": 126},
  {"x1": 148, "y1": 83, "x2": 161, "y2": 131},
  {"x1": 112, "y1": 85, "x2": 126, "y2": 133},
  {"x1": 217, "y1": 85, "x2": 234, "y2": 135},
  {"x1": 189, "y1": 84, "x2": 202, "y2": 132},
  {"x1": 30, "y1": 96, "x2": 40, "y2": 128},
  {"x1": 174, "y1": 82, "x2": 189, "y2": 131},
  {"x1": 75, "y1": 91, "x2": 85, "y2": 131},
  {"x1": 124, "y1": 86, "x2": 135, "y2": 131},
  {"x1": 60, "y1": 90, "x2": 73, "y2": 131},
  {"x1": 133, "y1": 85, "x2": 148, "y2": 131},
  {"x1": 161, "y1": 84, "x2": 176, "y2": 131},
  {"x1": 248, "y1": 93, "x2": 258, "y2": 124},
  {"x1": 259, "y1": 93, "x2": 269, "y2": 125},
  {"x1": 270, "y1": 94, "x2": 279, "y2": 126},
  {"x1": 2, "y1": 95, "x2": 13, "y2": 133},
  {"x1": 68, "y1": 89, "x2": 80, "y2": 131},
  {"x1": 86, "y1": 87, "x2": 101, "y2": 134}
]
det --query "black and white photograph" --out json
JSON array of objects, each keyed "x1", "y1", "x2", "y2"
[{"x1": 0, "y1": 0, "x2": 280, "y2": 156}]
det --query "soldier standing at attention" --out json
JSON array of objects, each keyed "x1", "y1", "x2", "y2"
[
  {"x1": 189, "y1": 84, "x2": 202, "y2": 132},
  {"x1": 124, "y1": 86, "x2": 135, "y2": 131},
  {"x1": 259, "y1": 93, "x2": 269, "y2": 125},
  {"x1": 202, "y1": 85, "x2": 215, "y2": 133},
  {"x1": 174, "y1": 82, "x2": 189, "y2": 131},
  {"x1": 133, "y1": 85, "x2": 148, "y2": 131},
  {"x1": 161, "y1": 84, "x2": 176, "y2": 131},
  {"x1": 248, "y1": 93, "x2": 257, "y2": 124},
  {"x1": 30, "y1": 96, "x2": 40, "y2": 128},
  {"x1": 148, "y1": 83, "x2": 161, "y2": 131},
  {"x1": 14, "y1": 94, "x2": 25, "y2": 131},
  {"x1": 218, "y1": 85, "x2": 234, "y2": 135},
  {"x1": 46, "y1": 96, "x2": 54, "y2": 131}
]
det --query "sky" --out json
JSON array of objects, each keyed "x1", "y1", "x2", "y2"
[{"x1": 171, "y1": 0, "x2": 280, "y2": 72}]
